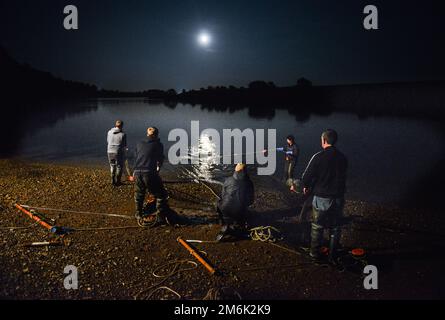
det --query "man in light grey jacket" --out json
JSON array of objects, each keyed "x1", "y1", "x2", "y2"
[{"x1": 107, "y1": 120, "x2": 127, "y2": 186}]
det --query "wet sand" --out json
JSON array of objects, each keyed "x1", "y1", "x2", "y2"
[{"x1": 0, "y1": 159, "x2": 444, "y2": 300}]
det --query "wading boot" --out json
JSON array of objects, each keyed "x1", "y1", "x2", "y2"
[
  {"x1": 328, "y1": 229, "x2": 344, "y2": 271},
  {"x1": 134, "y1": 202, "x2": 144, "y2": 220},
  {"x1": 310, "y1": 223, "x2": 323, "y2": 256}
]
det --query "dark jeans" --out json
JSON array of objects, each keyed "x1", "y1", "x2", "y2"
[
  {"x1": 108, "y1": 152, "x2": 124, "y2": 184},
  {"x1": 134, "y1": 172, "x2": 169, "y2": 215},
  {"x1": 284, "y1": 160, "x2": 296, "y2": 184},
  {"x1": 310, "y1": 197, "x2": 344, "y2": 258}
]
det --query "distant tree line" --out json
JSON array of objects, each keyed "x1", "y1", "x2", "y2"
[
  {"x1": 1, "y1": 45, "x2": 444, "y2": 122},
  {"x1": 1, "y1": 47, "x2": 97, "y2": 100},
  {"x1": 175, "y1": 78, "x2": 315, "y2": 107}
]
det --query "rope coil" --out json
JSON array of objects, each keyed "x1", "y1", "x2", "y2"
[
  {"x1": 134, "y1": 259, "x2": 198, "y2": 300},
  {"x1": 249, "y1": 226, "x2": 283, "y2": 242},
  {"x1": 203, "y1": 287, "x2": 242, "y2": 300}
]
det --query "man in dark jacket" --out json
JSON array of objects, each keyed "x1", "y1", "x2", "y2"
[
  {"x1": 301, "y1": 129, "x2": 348, "y2": 261},
  {"x1": 133, "y1": 127, "x2": 175, "y2": 225},
  {"x1": 277, "y1": 135, "x2": 299, "y2": 186},
  {"x1": 107, "y1": 120, "x2": 127, "y2": 186},
  {"x1": 216, "y1": 164, "x2": 255, "y2": 241}
]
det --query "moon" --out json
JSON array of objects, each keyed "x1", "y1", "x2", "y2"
[{"x1": 197, "y1": 32, "x2": 211, "y2": 47}]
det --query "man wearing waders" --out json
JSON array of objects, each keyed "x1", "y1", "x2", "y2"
[
  {"x1": 133, "y1": 127, "x2": 177, "y2": 225},
  {"x1": 301, "y1": 129, "x2": 348, "y2": 262},
  {"x1": 107, "y1": 120, "x2": 127, "y2": 186},
  {"x1": 216, "y1": 164, "x2": 254, "y2": 242},
  {"x1": 277, "y1": 135, "x2": 299, "y2": 187}
]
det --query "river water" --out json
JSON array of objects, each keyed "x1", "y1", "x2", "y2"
[{"x1": 15, "y1": 99, "x2": 444, "y2": 205}]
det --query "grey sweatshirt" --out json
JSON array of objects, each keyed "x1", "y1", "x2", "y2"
[{"x1": 107, "y1": 127, "x2": 127, "y2": 154}]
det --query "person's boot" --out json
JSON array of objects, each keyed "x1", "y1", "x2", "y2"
[
  {"x1": 156, "y1": 197, "x2": 178, "y2": 226},
  {"x1": 232, "y1": 222, "x2": 249, "y2": 240},
  {"x1": 143, "y1": 199, "x2": 157, "y2": 216},
  {"x1": 299, "y1": 222, "x2": 311, "y2": 246},
  {"x1": 134, "y1": 202, "x2": 144, "y2": 220},
  {"x1": 135, "y1": 200, "x2": 159, "y2": 227},
  {"x1": 110, "y1": 164, "x2": 117, "y2": 186},
  {"x1": 310, "y1": 223, "x2": 324, "y2": 262},
  {"x1": 328, "y1": 228, "x2": 342, "y2": 262},
  {"x1": 164, "y1": 209, "x2": 184, "y2": 226},
  {"x1": 216, "y1": 225, "x2": 237, "y2": 242},
  {"x1": 115, "y1": 166, "x2": 123, "y2": 186}
]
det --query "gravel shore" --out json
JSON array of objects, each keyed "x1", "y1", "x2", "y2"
[{"x1": 1, "y1": 159, "x2": 444, "y2": 300}]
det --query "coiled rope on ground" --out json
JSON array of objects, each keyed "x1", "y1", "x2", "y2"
[
  {"x1": 203, "y1": 287, "x2": 242, "y2": 300},
  {"x1": 249, "y1": 226, "x2": 283, "y2": 242},
  {"x1": 134, "y1": 259, "x2": 198, "y2": 300}
]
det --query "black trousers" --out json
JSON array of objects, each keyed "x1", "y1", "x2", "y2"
[
  {"x1": 284, "y1": 160, "x2": 296, "y2": 183},
  {"x1": 134, "y1": 172, "x2": 168, "y2": 215},
  {"x1": 310, "y1": 198, "x2": 344, "y2": 258}
]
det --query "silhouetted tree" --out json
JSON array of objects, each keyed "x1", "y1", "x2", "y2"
[
  {"x1": 296, "y1": 77, "x2": 312, "y2": 87},
  {"x1": 166, "y1": 89, "x2": 177, "y2": 96},
  {"x1": 248, "y1": 81, "x2": 274, "y2": 90}
]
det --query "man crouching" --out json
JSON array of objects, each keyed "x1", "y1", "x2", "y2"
[
  {"x1": 216, "y1": 163, "x2": 254, "y2": 242},
  {"x1": 133, "y1": 127, "x2": 178, "y2": 226}
]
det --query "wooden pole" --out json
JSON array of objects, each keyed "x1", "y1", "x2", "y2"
[
  {"x1": 14, "y1": 203, "x2": 53, "y2": 231},
  {"x1": 177, "y1": 237, "x2": 216, "y2": 275}
]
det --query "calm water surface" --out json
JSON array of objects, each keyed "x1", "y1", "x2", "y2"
[{"x1": 16, "y1": 99, "x2": 444, "y2": 204}]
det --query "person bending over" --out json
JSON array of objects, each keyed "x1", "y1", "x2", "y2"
[
  {"x1": 216, "y1": 163, "x2": 254, "y2": 242},
  {"x1": 133, "y1": 127, "x2": 177, "y2": 225}
]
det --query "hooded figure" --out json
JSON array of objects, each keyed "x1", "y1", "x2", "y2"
[
  {"x1": 216, "y1": 164, "x2": 254, "y2": 241},
  {"x1": 107, "y1": 120, "x2": 127, "y2": 186}
]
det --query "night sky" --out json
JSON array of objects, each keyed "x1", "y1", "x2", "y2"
[{"x1": 1, "y1": 0, "x2": 444, "y2": 91}]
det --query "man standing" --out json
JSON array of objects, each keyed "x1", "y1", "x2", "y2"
[
  {"x1": 277, "y1": 135, "x2": 299, "y2": 186},
  {"x1": 133, "y1": 127, "x2": 175, "y2": 225},
  {"x1": 216, "y1": 163, "x2": 254, "y2": 241},
  {"x1": 107, "y1": 120, "x2": 127, "y2": 186},
  {"x1": 302, "y1": 129, "x2": 348, "y2": 262}
]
